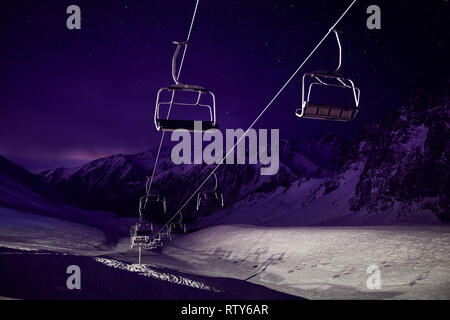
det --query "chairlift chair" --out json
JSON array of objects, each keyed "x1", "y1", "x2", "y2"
[
  {"x1": 196, "y1": 173, "x2": 224, "y2": 215},
  {"x1": 154, "y1": 40, "x2": 218, "y2": 132},
  {"x1": 170, "y1": 212, "x2": 187, "y2": 234},
  {"x1": 159, "y1": 225, "x2": 172, "y2": 242},
  {"x1": 295, "y1": 30, "x2": 360, "y2": 122},
  {"x1": 139, "y1": 194, "x2": 167, "y2": 221},
  {"x1": 130, "y1": 222, "x2": 154, "y2": 249},
  {"x1": 141, "y1": 235, "x2": 162, "y2": 249},
  {"x1": 151, "y1": 233, "x2": 164, "y2": 248}
]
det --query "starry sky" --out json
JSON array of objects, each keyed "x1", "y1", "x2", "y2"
[{"x1": 0, "y1": 0, "x2": 448, "y2": 172}]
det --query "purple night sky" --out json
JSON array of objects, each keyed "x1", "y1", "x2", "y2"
[{"x1": 0, "y1": 0, "x2": 447, "y2": 171}]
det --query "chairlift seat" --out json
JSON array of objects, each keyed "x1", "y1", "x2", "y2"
[
  {"x1": 132, "y1": 236, "x2": 151, "y2": 244},
  {"x1": 154, "y1": 38, "x2": 218, "y2": 133},
  {"x1": 135, "y1": 229, "x2": 153, "y2": 236},
  {"x1": 296, "y1": 103, "x2": 357, "y2": 121},
  {"x1": 168, "y1": 84, "x2": 210, "y2": 93},
  {"x1": 143, "y1": 243, "x2": 158, "y2": 249},
  {"x1": 156, "y1": 119, "x2": 218, "y2": 132},
  {"x1": 310, "y1": 70, "x2": 344, "y2": 79},
  {"x1": 198, "y1": 191, "x2": 223, "y2": 205},
  {"x1": 130, "y1": 222, "x2": 155, "y2": 248}
]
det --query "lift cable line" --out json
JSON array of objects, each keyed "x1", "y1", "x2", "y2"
[{"x1": 153, "y1": 0, "x2": 359, "y2": 236}]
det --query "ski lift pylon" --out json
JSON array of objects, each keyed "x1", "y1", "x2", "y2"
[{"x1": 295, "y1": 30, "x2": 360, "y2": 122}]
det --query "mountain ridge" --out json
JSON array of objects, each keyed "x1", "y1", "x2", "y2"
[{"x1": 35, "y1": 80, "x2": 450, "y2": 225}]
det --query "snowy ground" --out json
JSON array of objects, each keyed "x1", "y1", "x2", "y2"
[
  {"x1": 124, "y1": 224, "x2": 450, "y2": 300},
  {"x1": 1, "y1": 206, "x2": 449, "y2": 299},
  {"x1": 0, "y1": 207, "x2": 108, "y2": 254},
  {"x1": 0, "y1": 207, "x2": 295, "y2": 299}
]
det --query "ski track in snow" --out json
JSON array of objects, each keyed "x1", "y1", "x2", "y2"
[
  {"x1": 95, "y1": 257, "x2": 221, "y2": 293},
  {"x1": 1, "y1": 206, "x2": 449, "y2": 299}
]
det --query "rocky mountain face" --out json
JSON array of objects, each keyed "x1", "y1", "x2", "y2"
[
  {"x1": 39, "y1": 81, "x2": 449, "y2": 225},
  {"x1": 348, "y1": 81, "x2": 449, "y2": 221}
]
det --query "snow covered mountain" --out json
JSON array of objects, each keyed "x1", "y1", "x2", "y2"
[
  {"x1": 39, "y1": 81, "x2": 449, "y2": 225},
  {"x1": 0, "y1": 154, "x2": 127, "y2": 241},
  {"x1": 39, "y1": 135, "x2": 348, "y2": 218},
  {"x1": 0, "y1": 154, "x2": 80, "y2": 218},
  {"x1": 204, "y1": 81, "x2": 449, "y2": 226}
]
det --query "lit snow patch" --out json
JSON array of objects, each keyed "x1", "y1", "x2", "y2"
[{"x1": 94, "y1": 258, "x2": 221, "y2": 293}]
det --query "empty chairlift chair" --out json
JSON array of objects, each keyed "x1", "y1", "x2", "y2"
[
  {"x1": 159, "y1": 225, "x2": 172, "y2": 242},
  {"x1": 130, "y1": 175, "x2": 168, "y2": 249},
  {"x1": 154, "y1": 40, "x2": 218, "y2": 132},
  {"x1": 142, "y1": 234, "x2": 162, "y2": 250},
  {"x1": 139, "y1": 194, "x2": 167, "y2": 221},
  {"x1": 196, "y1": 173, "x2": 224, "y2": 216},
  {"x1": 170, "y1": 212, "x2": 187, "y2": 234},
  {"x1": 130, "y1": 222, "x2": 154, "y2": 249},
  {"x1": 295, "y1": 30, "x2": 360, "y2": 122}
]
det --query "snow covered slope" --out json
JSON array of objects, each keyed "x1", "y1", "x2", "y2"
[
  {"x1": 0, "y1": 207, "x2": 108, "y2": 254},
  {"x1": 0, "y1": 155, "x2": 80, "y2": 218},
  {"x1": 0, "y1": 245, "x2": 296, "y2": 300},
  {"x1": 0, "y1": 155, "x2": 130, "y2": 241},
  {"x1": 161, "y1": 225, "x2": 450, "y2": 300},
  {"x1": 0, "y1": 158, "x2": 298, "y2": 300}
]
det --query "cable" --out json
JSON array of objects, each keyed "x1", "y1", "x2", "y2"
[{"x1": 154, "y1": 0, "x2": 358, "y2": 235}]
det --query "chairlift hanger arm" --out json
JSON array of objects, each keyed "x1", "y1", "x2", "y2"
[
  {"x1": 171, "y1": 42, "x2": 185, "y2": 85},
  {"x1": 333, "y1": 29, "x2": 342, "y2": 72},
  {"x1": 171, "y1": 0, "x2": 200, "y2": 85}
]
